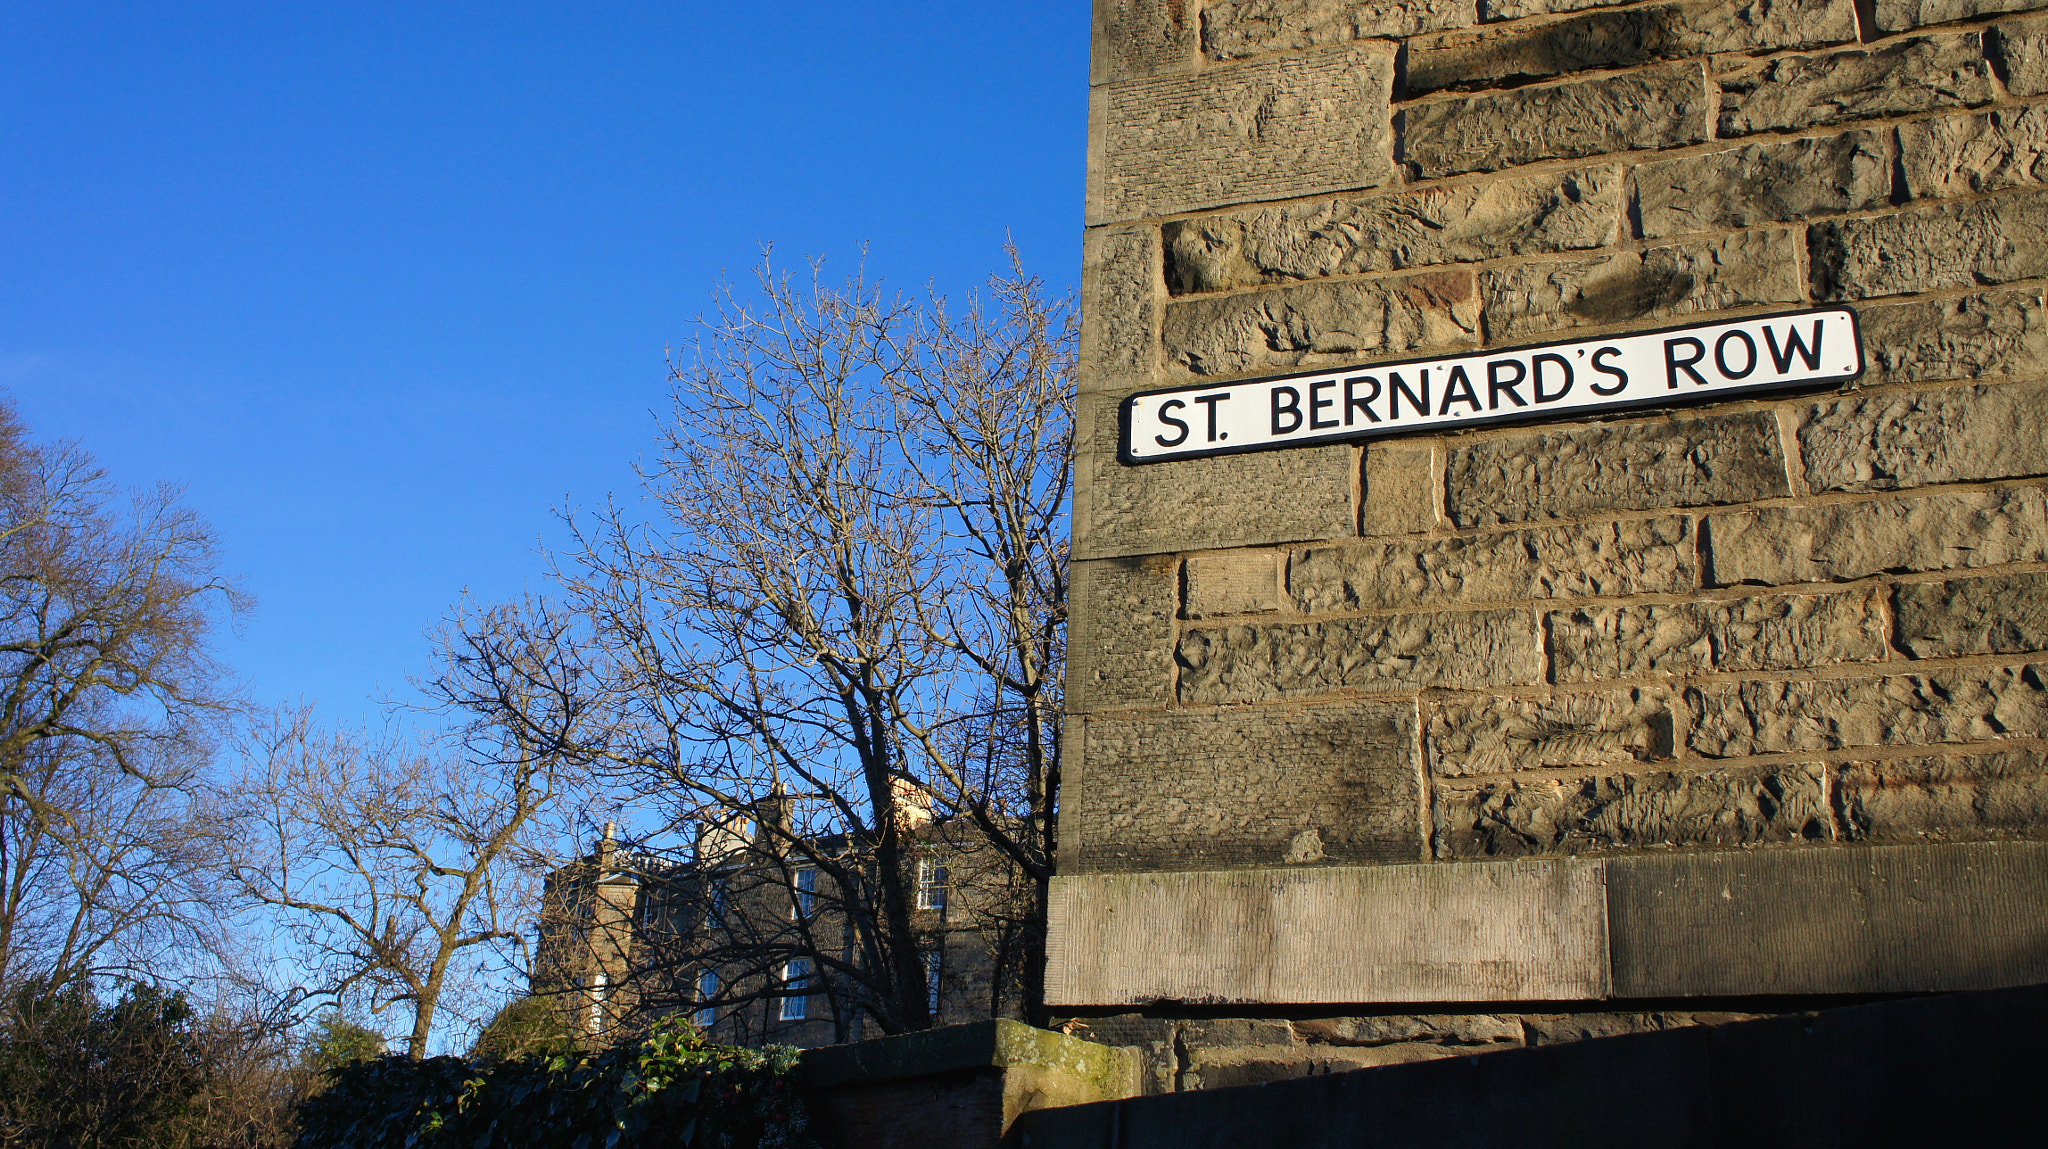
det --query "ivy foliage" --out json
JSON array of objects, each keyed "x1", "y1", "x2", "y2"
[{"x1": 295, "y1": 1019, "x2": 813, "y2": 1149}]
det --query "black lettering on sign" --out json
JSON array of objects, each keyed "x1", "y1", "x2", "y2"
[
  {"x1": 1309, "y1": 379, "x2": 1338, "y2": 429},
  {"x1": 1591, "y1": 347, "x2": 1627, "y2": 395},
  {"x1": 1765, "y1": 321, "x2": 1824, "y2": 373},
  {"x1": 1345, "y1": 376, "x2": 1381, "y2": 425},
  {"x1": 1715, "y1": 330, "x2": 1756, "y2": 379},
  {"x1": 1390, "y1": 369, "x2": 1430, "y2": 420},
  {"x1": 1439, "y1": 366, "x2": 1480, "y2": 415},
  {"x1": 1665, "y1": 337, "x2": 1707, "y2": 388},
  {"x1": 1272, "y1": 386, "x2": 1302, "y2": 435},
  {"x1": 1486, "y1": 359, "x2": 1527, "y2": 410},
  {"x1": 1154, "y1": 399, "x2": 1189, "y2": 447},
  {"x1": 1194, "y1": 392, "x2": 1230, "y2": 442},
  {"x1": 1533, "y1": 353, "x2": 1572, "y2": 403}
]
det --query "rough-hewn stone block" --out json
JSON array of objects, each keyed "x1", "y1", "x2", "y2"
[
  {"x1": 1068, "y1": 556, "x2": 1179, "y2": 712},
  {"x1": 1798, "y1": 382, "x2": 2048, "y2": 494},
  {"x1": 1091, "y1": 44, "x2": 1395, "y2": 223},
  {"x1": 1162, "y1": 270, "x2": 1480, "y2": 379},
  {"x1": 1837, "y1": 751, "x2": 2048, "y2": 843},
  {"x1": 1877, "y1": 0, "x2": 2048, "y2": 33},
  {"x1": 1445, "y1": 412, "x2": 1789, "y2": 529},
  {"x1": 1718, "y1": 36, "x2": 1994, "y2": 139},
  {"x1": 1202, "y1": 0, "x2": 1474, "y2": 61},
  {"x1": 1163, "y1": 166, "x2": 1620, "y2": 295},
  {"x1": 1093, "y1": 0, "x2": 1198, "y2": 84},
  {"x1": 1479, "y1": 0, "x2": 1630, "y2": 20},
  {"x1": 1184, "y1": 549, "x2": 1282, "y2": 619},
  {"x1": 1481, "y1": 230, "x2": 1805, "y2": 341},
  {"x1": 1546, "y1": 587, "x2": 1889, "y2": 683},
  {"x1": 1706, "y1": 486, "x2": 2048, "y2": 585},
  {"x1": 1406, "y1": 0, "x2": 1856, "y2": 98},
  {"x1": 1070, "y1": 702, "x2": 1420, "y2": 871},
  {"x1": 1076, "y1": 390, "x2": 1355, "y2": 559},
  {"x1": 1633, "y1": 132, "x2": 1888, "y2": 239},
  {"x1": 1812, "y1": 190, "x2": 2048, "y2": 301},
  {"x1": 1857, "y1": 289, "x2": 2048, "y2": 385},
  {"x1": 1401, "y1": 63, "x2": 1707, "y2": 180},
  {"x1": 1081, "y1": 225, "x2": 1157, "y2": 394},
  {"x1": 1292, "y1": 516, "x2": 1699, "y2": 614},
  {"x1": 1434, "y1": 765, "x2": 1831, "y2": 858},
  {"x1": 1360, "y1": 441, "x2": 1438, "y2": 537},
  {"x1": 1992, "y1": 12, "x2": 2048, "y2": 95},
  {"x1": 1686, "y1": 664, "x2": 2048, "y2": 757},
  {"x1": 1428, "y1": 688, "x2": 1677, "y2": 776},
  {"x1": 1900, "y1": 106, "x2": 2048, "y2": 202},
  {"x1": 1177, "y1": 610, "x2": 1543, "y2": 703},
  {"x1": 1894, "y1": 571, "x2": 2048, "y2": 658}
]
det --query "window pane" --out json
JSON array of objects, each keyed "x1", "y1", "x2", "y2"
[
  {"x1": 781, "y1": 958, "x2": 812, "y2": 1021},
  {"x1": 695, "y1": 970, "x2": 718, "y2": 1028}
]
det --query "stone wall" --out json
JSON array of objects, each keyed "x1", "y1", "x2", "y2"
[{"x1": 1069, "y1": 0, "x2": 2048, "y2": 880}]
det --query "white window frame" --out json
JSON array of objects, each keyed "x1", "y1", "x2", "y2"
[
  {"x1": 695, "y1": 969, "x2": 718, "y2": 1028},
  {"x1": 922, "y1": 948, "x2": 943, "y2": 1017},
  {"x1": 915, "y1": 857, "x2": 948, "y2": 912},
  {"x1": 780, "y1": 957, "x2": 812, "y2": 1021},
  {"x1": 587, "y1": 970, "x2": 609, "y2": 1034},
  {"x1": 792, "y1": 867, "x2": 817, "y2": 919}
]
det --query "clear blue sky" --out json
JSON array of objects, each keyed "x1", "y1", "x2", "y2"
[{"x1": 3, "y1": 3, "x2": 1089, "y2": 723}]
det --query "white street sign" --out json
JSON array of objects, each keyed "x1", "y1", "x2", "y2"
[{"x1": 1119, "y1": 308, "x2": 1864, "y2": 464}]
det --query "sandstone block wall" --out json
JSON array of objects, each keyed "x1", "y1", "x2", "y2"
[{"x1": 1070, "y1": 0, "x2": 2048, "y2": 878}]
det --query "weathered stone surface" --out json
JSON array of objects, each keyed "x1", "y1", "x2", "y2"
[
  {"x1": 1632, "y1": 132, "x2": 1888, "y2": 239},
  {"x1": 1857, "y1": 289, "x2": 2048, "y2": 385},
  {"x1": 1202, "y1": 0, "x2": 1474, "y2": 61},
  {"x1": 1992, "y1": 12, "x2": 2048, "y2": 96},
  {"x1": 1901, "y1": 106, "x2": 2048, "y2": 202},
  {"x1": 1428, "y1": 688, "x2": 1676, "y2": 776},
  {"x1": 1360, "y1": 441, "x2": 1438, "y2": 536},
  {"x1": 1813, "y1": 191, "x2": 2048, "y2": 301},
  {"x1": 1407, "y1": 0, "x2": 1856, "y2": 97},
  {"x1": 1184, "y1": 549, "x2": 1282, "y2": 618},
  {"x1": 1546, "y1": 587, "x2": 1889, "y2": 683},
  {"x1": 1481, "y1": 230, "x2": 1804, "y2": 341},
  {"x1": 1434, "y1": 765, "x2": 1831, "y2": 858},
  {"x1": 1479, "y1": 0, "x2": 1630, "y2": 20},
  {"x1": 1877, "y1": 0, "x2": 2048, "y2": 33},
  {"x1": 1706, "y1": 486, "x2": 2048, "y2": 585},
  {"x1": 1091, "y1": 44, "x2": 1395, "y2": 223},
  {"x1": 1070, "y1": 702, "x2": 1420, "y2": 871},
  {"x1": 1798, "y1": 382, "x2": 2048, "y2": 493},
  {"x1": 1045, "y1": 859, "x2": 1610, "y2": 1004},
  {"x1": 1401, "y1": 64, "x2": 1707, "y2": 180},
  {"x1": 1718, "y1": 36, "x2": 1995, "y2": 139},
  {"x1": 1163, "y1": 270, "x2": 1479, "y2": 379},
  {"x1": 1292, "y1": 516, "x2": 1699, "y2": 614},
  {"x1": 1293, "y1": 1015, "x2": 1525, "y2": 1047},
  {"x1": 1068, "y1": 556, "x2": 1179, "y2": 712},
  {"x1": 1518, "y1": 1012, "x2": 1765, "y2": 1046},
  {"x1": 1081, "y1": 225, "x2": 1157, "y2": 394},
  {"x1": 1076, "y1": 390, "x2": 1356, "y2": 559},
  {"x1": 1894, "y1": 571, "x2": 2048, "y2": 658},
  {"x1": 1162, "y1": 166, "x2": 1620, "y2": 295},
  {"x1": 1686, "y1": 664, "x2": 2048, "y2": 757},
  {"x1": 1837, "y1": 751, "x2": 2048, "y2": 843},
  {"x1": 1444, "y1": 412, "x2": 1789, "y2": 529},
  {"x1": 1177, "y1": 609, "x2": 1542, "y2": 703},
  {"x1": 1093, "y1": 0, "x2": 1198, "y2": 84}
]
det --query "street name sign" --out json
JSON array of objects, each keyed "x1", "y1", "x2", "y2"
[{"x1": 1119, "y1": 308, "x2": 1863, "y2": 464}]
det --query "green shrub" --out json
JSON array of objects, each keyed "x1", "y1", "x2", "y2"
[{"x1": 294, "y1": 1019, "x2": 812, "y2": 1149}]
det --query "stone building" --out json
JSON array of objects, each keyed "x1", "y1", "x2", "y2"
[
  {"x1": 536, "y1": 811, "x2": 1029, "y2": 1050},
  {"x1": 1057, "y1": 0, "x2": 2048, "y2": 1092}
]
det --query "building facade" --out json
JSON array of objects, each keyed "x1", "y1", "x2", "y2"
[{"x1": 1058, "y1": 0, "x2": 2048, "y2": 1092}]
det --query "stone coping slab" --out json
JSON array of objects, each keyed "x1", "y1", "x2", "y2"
[{"x1": 1046, "y1": 841, "x2": 2048, "y2": 1007}]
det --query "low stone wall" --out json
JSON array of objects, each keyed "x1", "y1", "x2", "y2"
[
  {"x1": 798, "y1": 1020, "x2": 1140, "y2": 1149},
  {"x1": 1020, "y1": 982, "x2": 2048, "y2": 1146}
]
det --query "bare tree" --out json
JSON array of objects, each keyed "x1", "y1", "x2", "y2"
[
  {"x1": 223, "y1": 600, "x2": 593, "y2": 1058},
  {"x1": 0, "y1": 399, "x2": 243, "y2": 996},
  {"x1": 543, "y1": 248, "x2": 1073, "y2": 1034}
]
